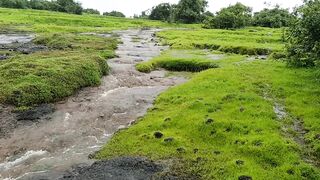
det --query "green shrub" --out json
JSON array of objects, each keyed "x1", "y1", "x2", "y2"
[{"x1": 286, "y1": 0, "x2": 320, "y2": 67}]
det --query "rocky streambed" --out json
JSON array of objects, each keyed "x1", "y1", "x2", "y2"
[{"x1": 0, "y1": 29, "x2": 186, "y2": 179}]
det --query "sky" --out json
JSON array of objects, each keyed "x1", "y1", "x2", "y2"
[{"x1": 78, "y1": 0, "x2": 303, "y2": 17}]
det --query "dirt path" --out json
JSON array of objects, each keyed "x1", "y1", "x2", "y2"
[{"x1": 0, "y1": 29, "x2": 185, "y2": 179}]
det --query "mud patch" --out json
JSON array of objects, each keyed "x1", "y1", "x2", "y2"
[
  {"x1": 0, "y1": 34, "x2": 47, "y2": 58},
  {"x1": 61, "y1": 157, "x2": 163, "y2": 180},
  {"x1": 16, "y1": 104, "x2": 55, "y2": 121}
]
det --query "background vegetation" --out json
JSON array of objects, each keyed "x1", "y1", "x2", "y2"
[{"x1": 0, "y1": 0, "x2": 83, "y2": 14}]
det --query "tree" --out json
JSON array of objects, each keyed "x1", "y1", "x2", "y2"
[
  {"x1": 253, "y1": 6, "x2": 293, "y2": 28},
  {"x1": 204, "y1": 3, "x2": 252, "y2": 29},
  {"x1": 56, "y1": 0, "x2": 83, "y2": 14},
  {"x1": 103, "y1": 11, "x2": 125, "y2": 17},
  {"x1": 149, "y1": 3, "x2": 172, "y2": 22},
  {"x1": 83, "y1": 8, "x2": 100, "y2": 15},
  {"x1": 286, "y1": 0, "x2": 320, "y2": 67},
  {"x1": 174, "y1": 0, "x2": 208, "y2": 23}
]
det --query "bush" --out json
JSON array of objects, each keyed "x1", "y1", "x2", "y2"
[
  {"x1": 149, "y1": 3, "x2": 173, "y2": 22},
  {"x1": 103, "y1": 11, "x2": 125, "y2": 18},
  {"x1": 83, "y1": 8, "x2": 100, "y2": 15},
  {"x1": 0, "y1": 0, "x2": 83, "y2": 14},
  {"x1": 253, "y1": 6, "x2": 294, "y2": 28},
  {"x1": 174, "y1": 0, "x2": 208, "y2": 24},
  {"x1": 204, "y1": 3, "x2": 252, "y2": 29},
  {"x1": 286, "y1": 0, "x2": 320, "y2": 67}
]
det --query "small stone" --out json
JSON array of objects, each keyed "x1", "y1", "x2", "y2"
[
  {"x1": 164, "y1": 137, "x2": 174, "y2": 143},
  {"x1": 88, "y1": 153, "x2": 95, "y2": 159},
  {"x1": 238, "y1": 175, "x2": 252, "y2": 180},
  {"x1": 99, "y1": 113, "x2": 105, "y2": 118},
  {"x1": 213, "y1": 151, "x2": 221, "y2": 155},
  {"x1": 287, "y1": 169, "x2": 295, "y2": 175},
  {"x1": 210, "y1": 130, "x2": 217, "y2": 135},
  {"x1": 154, "y1": 131, "x2": 163, "y2": 139},
  {"x1": 205, "y1": 118, "x2": 214, "y2": 124},
  {"x1": 177, "y1": 147, "x2": 186, "y2": 153},
  {"x1": 236, "y1": 160, "x2": 245, "y2": 166}
]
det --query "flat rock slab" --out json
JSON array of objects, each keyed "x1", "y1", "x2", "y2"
[{"x1": 0, "y1": 34, "x2": 34, "y2": 45}]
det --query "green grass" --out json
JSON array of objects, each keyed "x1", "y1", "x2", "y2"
[
  {"x1": 0, "y1": 8, "x2": 199, "y2": 33},
  {"x1": 158, "y1": 27, "x2": 285, "y2": 56},
  {"x1": 98, "y1": 51, "x2": 320, "y2": 179},
  {"x1": 136, "y1": 50, "x2": 219, "y2": 73}
]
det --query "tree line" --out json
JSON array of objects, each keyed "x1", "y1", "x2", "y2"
[
  {"x1": 146, "y1": 0, "x2": 294, "y2": 29},
  {"x1": 0, "y1": 0, "x2": 126, "y2": 17},
  {"x1": 0, "y1": 0, "x2": 83, "y2": 14}
]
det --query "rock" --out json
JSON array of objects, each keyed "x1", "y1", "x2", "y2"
[
  {"x1": 99, "y1": 113, "x2": 105, "y2": 118},
  {"x1": 0, "y1": 55, "x2": 8, "y2": 60},
  {"x1": 205, "y1": 118, "x2": 214, "y2": 124},
  {"x1": 236, "y1": 160, "x2": 245, "y2": 166},
  {"x1": 164, "y1": 137, "x2": 174, "y2": 143},
  {"x1": 213, "y1": 151, "x2": 221, "y2": 155},
  {"x1": 287, "y1": 169, "x2": 295, "y2": 175},
  {"x1": 60, "y1": 157, "x2": 163, "y2": 180},
  {"x1": 88, "y1": 153, "x2": 95, "y2": 159},
  {"x1": 16, "y1": 104, "x2": 55, "y2": 121},
  {"x1": 176, "y1": 147, "x2": 186, "y2": 153},
  {"x1": 210, "y1": 130, "x2": 217, "y2": 135},
  {"x1": 154, "y1": 131, "x2": 163, "y2": 139},
  {"x1": 238, "y1": 175, "x2": 252, "y2": 180}
]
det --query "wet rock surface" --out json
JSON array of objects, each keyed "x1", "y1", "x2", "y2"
[
  {"x1": 60, "y1": 157, "x2": 163, "y2": 180},
  {"x1": 0, "y1": 34, "x2": 47, "y2": 59},
  {"x1": 16, "y1": 104, "x2": 55, "y2": 121},
  {"x1": 0, "y1": 29, "x2": 186, "y2": 179}
]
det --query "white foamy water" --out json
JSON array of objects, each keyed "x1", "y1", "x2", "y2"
[{"x1": 0, "y1": 150, "x2": 47, "y2": 171}]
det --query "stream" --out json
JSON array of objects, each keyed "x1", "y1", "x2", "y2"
[{"x1": 0, "y1": 29, "x2": 185, "y2": 179}]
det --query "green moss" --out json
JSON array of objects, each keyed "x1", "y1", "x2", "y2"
[
  {"x1": 0, "y1": 32, "x2": 118, "y2": 107},
  {"x1": 136, "y1": 50, "x2": 219, "y2": 73}
]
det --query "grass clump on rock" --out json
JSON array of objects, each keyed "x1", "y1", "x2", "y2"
[
  {"x1": 0, "y1": 33, "x2": 118, "y2": 107},
  {"x1": 136, "y1": 50, "x2": 219, "y2": 73}
]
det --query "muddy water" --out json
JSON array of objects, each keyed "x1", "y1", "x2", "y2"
[
  {"x1": 0, "y1": 29, "x2": 185, "y2": 179},
  {"x1": 0, "y1": 34, "x2": 34, "y2": 45}
]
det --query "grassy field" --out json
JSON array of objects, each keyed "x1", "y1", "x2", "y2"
[
  {"x1": 98, "y1": 31, "x2": 320, "y2": 179},
  {"x1": 0, "y1": 8, "x2": 199, "y2": 33},
  {"x1": 158, "y1": 27, "x2": 285, "y2": 56}
]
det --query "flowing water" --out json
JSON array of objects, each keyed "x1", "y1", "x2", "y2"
[{"x1": 0, "y1": 29, "x2": 185, "y2": 179}]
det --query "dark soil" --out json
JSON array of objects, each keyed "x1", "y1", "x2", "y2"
[{"x1": 60, "y1": 157, "x2": 163, "y2": 180}]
